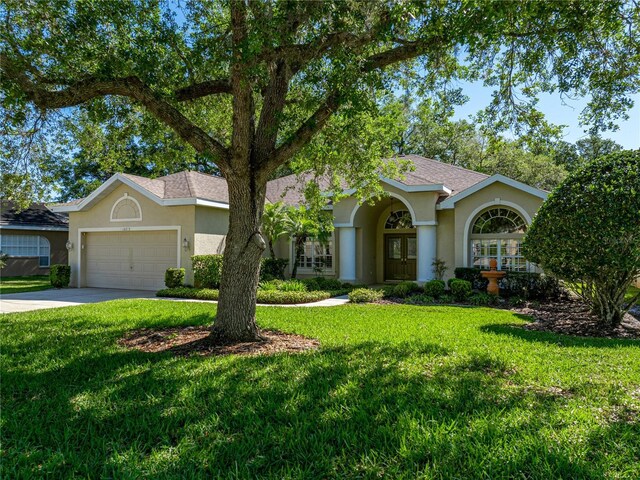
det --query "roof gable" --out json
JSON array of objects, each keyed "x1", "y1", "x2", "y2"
[{"x1": 438, "y1": 174, "x2": 548, "y2": 209}]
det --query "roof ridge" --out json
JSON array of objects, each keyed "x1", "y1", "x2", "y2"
[{"x1": 409, "y1": 155, "x2": 489, "y2": 178}]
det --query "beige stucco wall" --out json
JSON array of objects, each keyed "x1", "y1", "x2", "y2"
[
  {"x1": 450, "y1": 182, "x2": 544, "y2": 269},
  {"x1": 68, "y1": 183, "x2": 196, "y2": 286},
  {"x1": 434, "y1": 209, "x2": 456, "y2": 281},
  {"x1": 194, "y1": 206, "x2": 229, "y2": 257}
]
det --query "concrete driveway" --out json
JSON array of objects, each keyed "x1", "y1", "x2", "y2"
[{"x1": 1, "y1": 288, "x2": 156, "y2": 314}]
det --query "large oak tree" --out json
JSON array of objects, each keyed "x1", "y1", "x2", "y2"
[{"x1": 1, "y1": 0, "x2": 638, "y2": 341}]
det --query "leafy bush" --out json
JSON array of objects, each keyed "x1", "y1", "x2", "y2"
[
  {"x1": 431, "y1": 258, "x2": 448, "y2": 281},
  {"x1": 348, "y1": 288, "x2": 384, "y2": 303},
  {"x1": 453, "y1": 268, "x2": 489, "y2": 291},
  {"x1": 438, "y1": 294, "x2": 455, "y2": 304},
  {"x1": 164, "y1": 268, "x2": 185, "y2": 288},
  {"x1": 258, "y1": 279, "x2": 284, "y2": 291},
  {"x1": 469, "y1": 293, "x2": 498, "y2": 306},
  {"x1": 191, "y1": 254, "x2": 223, "y2": 288},
  {"x1": 390, "y1": 281, "x2": 421, "y2": 298},
  {"x1": 509, "y1": 296, "x2": 526, "y2": 308},
  {"x1": 405, "y1": 294, "x2": 436, "y2": 305},
  {"x1": 50, "y1": 264, "x2": 71, "y2": 288},
  {"x1": 454, "y1": 267, "x2": 562, "y2": 300},
  {"x1": 449, "y1": 279, "x2": 472, "y2": 301},
  {"x1": 259, "y1": 257, "x2": 288, "y2": 281},
  {"x1": 277, "y1": 279, "x2": 308, "y2": 292},
  {"x1": 423, "y1": 279, "x2": 445, "y2": 298},
  {"x1": 302, "y1": 277, "x2": 343, "y2": 292},
  {"x1": 523, "y1": 150, "x2": 640, "y2": 327}
]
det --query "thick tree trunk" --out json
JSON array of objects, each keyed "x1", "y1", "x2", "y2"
[{"x1": 210, "y1": 173, "x2": 267, "y2": 342}]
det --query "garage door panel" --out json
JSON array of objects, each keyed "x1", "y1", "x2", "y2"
[{"x1": 84, "y1": 230, "x2": 178, "y2": 290}]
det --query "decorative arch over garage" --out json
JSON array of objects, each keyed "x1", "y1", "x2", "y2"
[{"x1": 110, "y1": 194, "x2": 142, "y2": 222}]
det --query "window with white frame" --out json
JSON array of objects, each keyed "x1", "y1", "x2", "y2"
[
  {"x1": 0, "y1": 234, "x2": 51, "y2": 267},
  {"x1": 295, "y1": 237, "x2": 334, "y2": 272},
  {"x1": 469, "y1": 208, "x2": 527, "y2": 271}
]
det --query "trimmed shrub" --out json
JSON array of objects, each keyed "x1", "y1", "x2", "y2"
[
  {"x1": 349, "y1": 288, "x2": 384, "y2": 303},
  {"x1": 50, "y1": 264, "x2": 71, "y2": 288},
  {"x1": 405, "y1": 294, "x2": 436, "y2": 305},
  {"x1": 391, "y1": 281, "x2": 421, "y2": 298},
  {"x1": 454, "y1": 267, "x2": 562, "y2": 300},
  {"x1": 157, "y1": 287, "x2": 334, "y2": 304},
  {"x1": 164, "y1": 268, "x2": 185, "y2": 288},
  {"x1": 191, "y1": 254, "x2": 223, "y2": 288},
  {"x1": 260, "y1": 257, "x2": 288, "y2": 281},
  {"x1": 469, "y1": 293, "x2": 498, "y2": 306},
  {"x1": 449, "y1": 279, "x2": 472, "y2": 301},
  {"x1": 523, "y1": 150, "x2": 640, "y2": 327},
  {"x1": 423, "y1": 279, "x2": 445, "y2": 298},
  {"x1": 438, "y1": 294, "x2": 456, "y2": 304}
]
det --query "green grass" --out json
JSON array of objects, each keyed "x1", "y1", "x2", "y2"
[
  {"x1": 2, "y1": 301, "x2": 639, "y2": 479},
  {"x1": 626, "y1": 285, "x2": 639, "y2": 304},
  {"x1": 0, "y1": 275, "x2": 51, "y2": 294}
]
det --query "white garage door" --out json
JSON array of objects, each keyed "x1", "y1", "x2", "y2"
[{"x1": 84, "y1": 230, "x2": 178, "y2": 290}]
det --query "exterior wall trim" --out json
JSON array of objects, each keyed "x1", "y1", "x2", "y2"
[
  {"x1": 76, "y1": 225, "x2": 182, "y2": 288},
  {"x1": 462, "y1": 200, "x2": 532, "y2": 268},
  {"x1": 439, "y1": 174, "x2": 548, "y2": 209},
  {"x1": 342, "y1": 177, "x2": 451, "y2": 195},
  {"x1": 344, "y1": 191, "x2": 417, "y2": 228},
  {"x1": 0, "y1": 225, "x2": 69, "y2": 231}
]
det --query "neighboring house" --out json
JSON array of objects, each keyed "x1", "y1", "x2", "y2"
[
  {"x1": 0, "y1": 201, "x2": 69, "y2": 277},
  {"x1": 51, "y1": 155, "x2": 548, "y2": 290}
]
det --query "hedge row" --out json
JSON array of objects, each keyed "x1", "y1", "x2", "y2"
[
  {"x1": 191, "y1": 254, "x2": 289, "y2": 288},
  {"x1": 453, "y1": 267, "x2": 562, "y2": 300},
  {"x1": 157, "y1": 287, "x2": 337, "y2": 304}
]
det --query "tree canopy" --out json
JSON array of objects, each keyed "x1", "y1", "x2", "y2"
[{"x1": 2, "y1": 0, "x2": 639, "y2": 341}]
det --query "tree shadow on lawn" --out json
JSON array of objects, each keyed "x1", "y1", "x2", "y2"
[
  {"x1": 481, "y1": 318, "x2": 640, "y2": 348},
  {"x1": 4, "y1": 318, "x2": 636, "y2": 479}
]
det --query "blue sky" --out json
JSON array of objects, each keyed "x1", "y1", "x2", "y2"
[{"x1": 451, "y1": 80, "x2": 640, "y2": 149}]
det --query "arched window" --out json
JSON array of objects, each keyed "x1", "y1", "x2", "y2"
[
  {"x1": 470, "y1": 207, "x2": 527, "y2": 271},
  {"x1": 384, "y1": 210, "x2": 414, "y2": 229},
  {"x1": 110, "y1": 194, "x2": 142, "y2": 222}
]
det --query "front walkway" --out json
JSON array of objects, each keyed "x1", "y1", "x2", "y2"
[{"x1": 1, "y1": 288, "x2": 156, "y2": 314}]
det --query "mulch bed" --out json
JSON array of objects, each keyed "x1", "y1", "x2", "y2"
[
  {"x1": 512, "y1": 298, "x2": 640, "y2": 339},
  {"x1": 119, "y1": 327, "x2": 320, "y2": 357}
]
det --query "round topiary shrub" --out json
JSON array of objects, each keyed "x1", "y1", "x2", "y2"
[
  {"x1": 391, "y1": 281, "x2": 420, "y2": 298},
  {"x1": 348, "y1": 288, "x2": 384, "y2": 303},
  {"x1": 449, "y1": 279, "x2": 472, "y2": 301},
  {"x1": 164, "y1": 268, "x2": 185, "y2": 288},
  {"x1": 523, "y1": 150, "x2": 640, "y2": 328},
  {"x1": 423, "y1": 279, "x2": 445, "y2": 298}
]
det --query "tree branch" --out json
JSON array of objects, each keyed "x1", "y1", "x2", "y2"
[
  {"x1": 0, "y1": 54, "x2": 230, "y2": 167},
  {"x1": 174, "y1": 79, "x2": 232, "y2": 101}
]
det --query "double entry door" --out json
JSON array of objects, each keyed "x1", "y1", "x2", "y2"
[{"x1": 384, "y1": 234, "x2": 417, "y2": 281}]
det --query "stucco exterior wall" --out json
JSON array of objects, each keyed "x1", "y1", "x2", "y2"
[
  {"x1": 0, "y1": 228, "x2": 68, "y2": 277},
  {"x1": 68, "y1": 183, "x2": 196, "y2": 286},
  {"x1": 450, "y1": 182, "x2": 544, "y2": 268},
  {"x1": 434, "y1": 209, "x2": 456, "y2": 281},
  {"x1": 194, "y1": 206, "x2": 229, "y2": 256}
]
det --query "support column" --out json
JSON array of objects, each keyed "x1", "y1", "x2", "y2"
[
  {"x1": 417, "y1": 225, "x2": 437, "y2": 283},
  {"x1": 338, "y1": 227, "x2": 356, "y2": 283}
]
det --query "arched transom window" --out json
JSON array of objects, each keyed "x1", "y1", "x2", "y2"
[
  {"x1": 110, "y1": 194, "x2": 142, "y2": 222},
  {"x1": 470, "y1": 207, "x2": 527, "y2": 271},
  {"x1": 384, "y1": 210, "x2": 414, "y2": 229}
]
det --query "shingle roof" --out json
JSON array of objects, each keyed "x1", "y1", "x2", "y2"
[
  {"x1": 1, "y1": 201, "x2": 69, "y2": 229},
  {"x1": 53, "y1": 156, "x2": 493, "y2": 209}
]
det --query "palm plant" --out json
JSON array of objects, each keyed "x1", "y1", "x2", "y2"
[
  {"x1": 286, "y1": 206, "x2": 332, "y2": 279},
  {"x1": 261, "y1": 202, "x2": 289, "y2": 259}
]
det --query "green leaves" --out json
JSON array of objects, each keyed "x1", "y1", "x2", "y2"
[{"x1": 523, "y1": 149, "x2": 640, "y2": 325}]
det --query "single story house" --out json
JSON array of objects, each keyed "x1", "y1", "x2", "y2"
[
  {"x1": 0, "y1": 201, "x2": 69, "y2": 277},
  {"x1": 51, "y1": 155, "x2": 548, "y2": 290}
]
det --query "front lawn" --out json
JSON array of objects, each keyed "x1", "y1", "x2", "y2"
[
  {"x1": 0, "y1": 275, "x2": 52, "y2": 295},
  {"x1": 2, "y1": 301, "x2": 639, "y2": 478}
]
